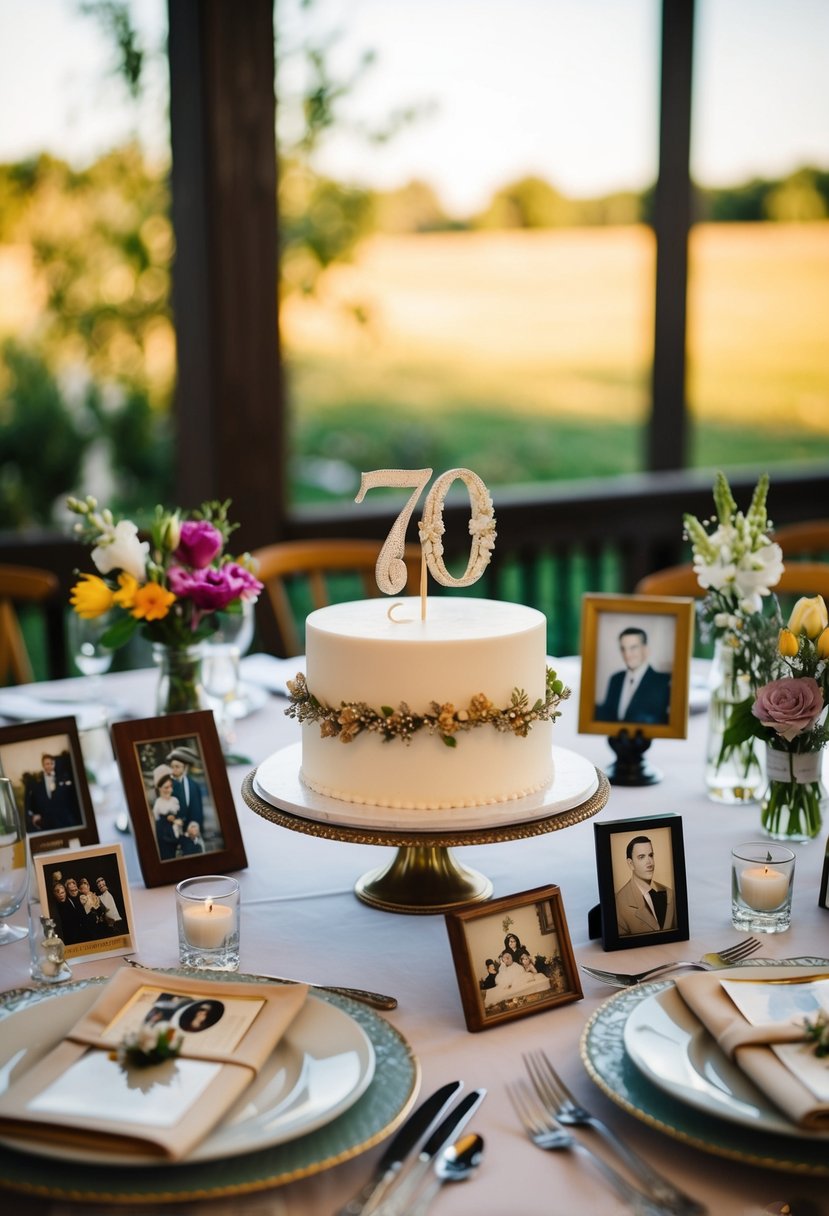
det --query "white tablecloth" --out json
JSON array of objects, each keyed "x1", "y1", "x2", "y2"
[{"x1": 1, "y1": 658, "x2": 828, "y2": 1215}]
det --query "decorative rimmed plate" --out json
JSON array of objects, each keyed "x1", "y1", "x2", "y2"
[
  {"x1": 0, "y1": 974, "x2": 419, "y2": 1203},
  {"x1": 253, "y1": 742, "x2": 599, "y2": 832},
  {"x1": 622, "y1": 962, "x2": 829, "y2": 1139},
  {"x1": 580, "y1": 957, "x2": 829, "y2": 1175}
]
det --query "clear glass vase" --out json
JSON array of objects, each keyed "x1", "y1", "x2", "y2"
[
  {"x1": 760, "y1": 745, "x2": 826, "y2": 842},
  {"x1": 704, "y1": 638, "x2": 764, "y2": 803},
  {"x1": 153, "y1": 643, "x2": 207, "y2": 716}
]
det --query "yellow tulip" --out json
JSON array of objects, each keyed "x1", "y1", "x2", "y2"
[
  {"x1": 112, "y1": 572, "x2": 139, "y2": 610},
  {"x1": 777, "y1": 627, "x2": 799, "y2": 658},
  {"x1": 817, "y1": 627, "x2": 829, "y2": 660},
  {"x1": 787, "y1": 595, "x2": 829, "y2": 639},
  {"x1": 131, "y1": 582, "x2": 176, "y2": 622},
  {"x1": 69, "y1": 573, "x2": 114, "y2": 619}
]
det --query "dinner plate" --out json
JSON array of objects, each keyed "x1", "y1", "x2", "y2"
[
  {"x1": 581, "y1": 957, "x2": 829, "y2": 1175},
  {"x1": 0, "y1": 983, "x2": 374, "y2": 1166},
  {"x1": 0, "y1": 975, "x2": 419, "y2": 1203},
  {"x1": 253, "y1": 742, "x2": 599, "y2": 832},
  {"x1": 622, "y1": 962, "x2": 829, "y2": 1139}
]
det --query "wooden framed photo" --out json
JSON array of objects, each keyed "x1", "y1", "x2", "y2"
[
  {"x1": 820, "y1": 840, "x2": 829, "y2": 910},
  {"x1": 578, "y1": 594, "x2": 694, "y2": 739},
  {"x1": 0, "y1": 717, "x2": 98, "y2": 856},
  {"x1": 594, "y1": 814, "x2": 690, "y2": 951},
  {"x1": 111, "y1": 710, "x2": 248, "y2": 888},
  {"x1": 445, "y1": 884, "x2": 582, "y2": 1032},
  {"x1": 33, "y1": 842, "x2": 135, "y2": 961}
]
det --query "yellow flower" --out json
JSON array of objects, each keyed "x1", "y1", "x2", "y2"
[
  {"x1": 777, "y1": 627, "x2": 800, "y2": 658},
  {"x1": 787, "y1": 595, "x2": 829, "y2": 639},
  {"x1": 112, "y1": 572, "x2": 139, "y2": 610},
  {"x1": 131, "y1": 582, "x2": 176, "y2": 622},
  {"x1": 817, "y1": 628, "x2": 829, "y2": 660},
  {"x1": 69, "y1": 574, "x2": 114, "y2": 619}
]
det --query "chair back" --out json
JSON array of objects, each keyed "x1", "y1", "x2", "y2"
[
  {"x1": 0, "y1": 564, "x2": 60, "y2": 685},
  {"x1": 635, "y1": 561, "x2": 829, "y2": 601},
  {"x1": 251, "y1": 539, "x2": 422, "y2": 656},
  {"x1": 774, "y1": 520, "x2": 829, "y2": 560}
]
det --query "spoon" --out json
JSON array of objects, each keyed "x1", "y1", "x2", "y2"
[{"x1": 409, "y1": 1132, "x2": 484, "y2": 1215}]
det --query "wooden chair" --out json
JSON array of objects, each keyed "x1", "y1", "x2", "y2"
[
  {"x1": 774, "y1": 520, "x2": 829, "y2": 560},
  {"x1": 251, "y1": 539, "x2": 423, "y2": 657},
  {"x1": 635, "y1": 560, "x2": 829, "y2": 601},
  {"x1": 0, "y1": 564, "x2": 60, "y2": 685}
]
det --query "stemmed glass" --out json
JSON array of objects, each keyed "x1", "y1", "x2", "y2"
[
  {"x1": 68, "y1": 611, "x2": 114, "y2": 699},
  {"x1": 0, "y1": 777, "x2": 29, "y2": 945}
]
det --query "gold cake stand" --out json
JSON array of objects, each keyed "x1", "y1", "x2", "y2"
[{"x1": 241, "y1": 760, "x2": 609, "y2": 916}]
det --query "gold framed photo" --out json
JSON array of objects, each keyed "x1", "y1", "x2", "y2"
[
  {"x1": 578, "y1": 594, "x2": 694, "y2": 739},
  {"x1": 445, "y1": 884, "x2": 582, "y2": 1032}
]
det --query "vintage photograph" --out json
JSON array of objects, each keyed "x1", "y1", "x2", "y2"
[
  {"x1": 111, "y1": 711, "x2": 247, "y2": 888},
  {"x1": 445, "y1": 885, "x2": 582, "y2": 1032},
  {"x1": 594, "y1": 814, "x2": 690, "y2": 951},
  {"x1": 0, "y1": 717, "x2": 98, "y2": 855},
  {"x1": 578, "y1": 594, "x2": 694, "y2": 739},
  {"x1": 33, "y1": 842, "x2": 135, "y2": 961}
]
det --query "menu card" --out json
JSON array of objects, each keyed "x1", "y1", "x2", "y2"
[
  {"x1": 0, "y1": 968, "x2": 308, "y2": 1160},
  {"x1": 674, "y1": 970, "x2": 829, "y2": 1131}
]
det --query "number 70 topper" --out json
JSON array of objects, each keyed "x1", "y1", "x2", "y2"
[{"x1": 355, "y1": 467, "x2": 497, "y2": 619}]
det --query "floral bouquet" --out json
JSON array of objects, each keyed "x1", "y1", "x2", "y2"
[
  {"x1": 67, "y1": 497, "x2": 262, "y2": 712},
  {"x1": 683, "y1": 473, "x2": 784, "y2": 802},
  {"x1": 722, "y1": 595, "x2": 829, "y2": 838}
]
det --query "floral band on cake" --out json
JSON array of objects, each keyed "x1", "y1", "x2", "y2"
[{"x1": 285, "y1": 668, "x2": 570, "y2": 748}]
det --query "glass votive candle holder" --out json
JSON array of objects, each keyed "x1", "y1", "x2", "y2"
[
  {"x1": 176, "y1": 875, "x2": 240, "y2": 971},
  {"x1": 731, "y1": 842, "x2": 795, "y2": 934}
]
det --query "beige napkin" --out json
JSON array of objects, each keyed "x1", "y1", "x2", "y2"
[
  {"x1": 673, "y1": 970, "x2": 829, "y2": 1132},
  {"x1": 0, "y1": 967, "x2": 308, "y2": 1160}
]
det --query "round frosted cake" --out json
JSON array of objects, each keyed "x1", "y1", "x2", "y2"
[{"x1": 288, "y1": 597, "x2": 557, "y2": 810}]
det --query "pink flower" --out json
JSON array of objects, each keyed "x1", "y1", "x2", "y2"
[
  {"x1": 752, "y1": 677, "x2": 825, "y2": 742},
  {"x1": 167, "y1": 563, "x2": 263, "y2": 613},
  {"x1": 173, "y1": 521, "x2": 223, "y2": 569}
]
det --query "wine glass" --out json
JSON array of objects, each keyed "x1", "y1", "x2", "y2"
[
  {"x1": 0, "y1": 777, "x2": 29, "y2": 945},
  {"x1": 68, "y1": 611, "x2": 114, "y2": 699}
]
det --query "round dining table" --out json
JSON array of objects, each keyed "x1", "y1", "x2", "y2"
[{"x1": 0, "y1": 656, "x2": 827, "y2": 1216}]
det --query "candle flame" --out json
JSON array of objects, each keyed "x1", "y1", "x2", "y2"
[{"x1": 206, "y1": 898, "x2": 213, "y2": 913}]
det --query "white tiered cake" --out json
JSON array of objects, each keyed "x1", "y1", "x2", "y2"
[{"x1": 290, "y1": 596, "x2": 558, "y2": 810}]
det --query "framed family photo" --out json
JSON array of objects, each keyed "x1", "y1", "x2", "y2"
[
  {"x1": 111, "y1": 710, "x2": 247, "y2": 888},
  {"x1": 33, "y1": 842, "x2": 135, "y2": 961},
  {"x1": 594, "y1": 814, "x2": 690, "y2": 951},
  {"x1": 578, "y1": 594, "x2": 694, "y2": 739},
  {"x1": 0, "y1": 717, "x2": 98, "y2": 856},
  {"x1": 445, "y1": 885, "x2": 582, "y2": 1032}
]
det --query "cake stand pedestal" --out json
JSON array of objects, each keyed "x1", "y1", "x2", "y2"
[{"x1": 242, "y1": 745, "x2": 610, "y2": 915}]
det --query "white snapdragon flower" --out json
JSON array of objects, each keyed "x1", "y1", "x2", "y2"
[{"x1": 91, "y1": 520, "x2": 150, "y2": 581}]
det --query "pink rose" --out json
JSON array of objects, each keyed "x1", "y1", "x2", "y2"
[
  {"x1": 174, "y1": 521, "x2": 223, "y2": 569},
  {"x1": 221, "y1": 562, "x2": 263, "y2": 602},
  {"x1": 751, "y1": 677, "x2": 824, "y2": 742}
]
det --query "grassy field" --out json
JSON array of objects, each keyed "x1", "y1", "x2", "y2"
[{"x1": 281, "y1": 223, "x2": 829, "y2": 501}]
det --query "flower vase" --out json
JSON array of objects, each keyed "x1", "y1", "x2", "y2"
[
  {"x1": 704, "y1": 638, "x2": 764, "y2": 803},
  {"x1": 153, "y1": 643, "x2": 207, "y2": 716},
  {"x1": 761, "y1": 746, "x2": 826, "y2": 842}
]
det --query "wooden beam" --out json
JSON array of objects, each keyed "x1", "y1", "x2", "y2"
[
  {"x1": 649, "y1": 0, "x2": 695, "y2": 471},
  {"x1": 167, "y1": 0, "x2": 285, "y2": 551}
]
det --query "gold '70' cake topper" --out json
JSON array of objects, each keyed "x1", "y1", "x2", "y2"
[{"x1": 355, "y1": 468, "x2": 497, "y2": 619}]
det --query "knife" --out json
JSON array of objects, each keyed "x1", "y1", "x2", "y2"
[
  {"x1": 374, "y1": 1088, "x2": 487, "y2": 1216},
  {"x1": 335, "y1": 1080, "x2": 464, "y2": 1216}
]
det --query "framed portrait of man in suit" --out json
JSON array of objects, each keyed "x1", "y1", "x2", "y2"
[
  {"x1": 594, "y1": 813, "x2": 690, "y2": 951},
  {"x1": 0, "y1": 716, "x2": 98, "y2": 856},
  {"x1": 578, "y1": 594, "x2": 694, "y2": 740}
]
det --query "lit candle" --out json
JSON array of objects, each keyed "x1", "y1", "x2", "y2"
[
  {"x1": 181, "y1": 897, "x2": 232, "y2": 948},
  {"x1": 739, "y1": 864, "x2": 790, "y2": 911}
]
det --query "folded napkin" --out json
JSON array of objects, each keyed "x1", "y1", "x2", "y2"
[
  {"x1": 0, "y1": 967, "x2": 308, "y2": 1160},
  {"x1": 674, "y1": 970, "x2": 829, "y2": 1131}
]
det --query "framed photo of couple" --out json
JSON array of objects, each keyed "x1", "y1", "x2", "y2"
[
  {"x1": 578, "y1": 594, "x2": 695, "y2": 739},
  {"x1": 111, "y1": 710, "x2": 247, "y2": 888}
]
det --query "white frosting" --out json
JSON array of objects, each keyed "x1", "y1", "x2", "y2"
[{"x1": 300, "y1": 597, "x2": 554, "y2": 810}]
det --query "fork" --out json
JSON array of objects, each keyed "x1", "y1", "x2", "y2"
[
  {"x1": 524, "y1": 1051, "x2": 706, "y2": 1216},
  {"x1": 508, "y1": 1080, "x2": 671, "y2": 1216},
  {"x1": 581, "y1": 936, "x2": 762, "y2": 988}
]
